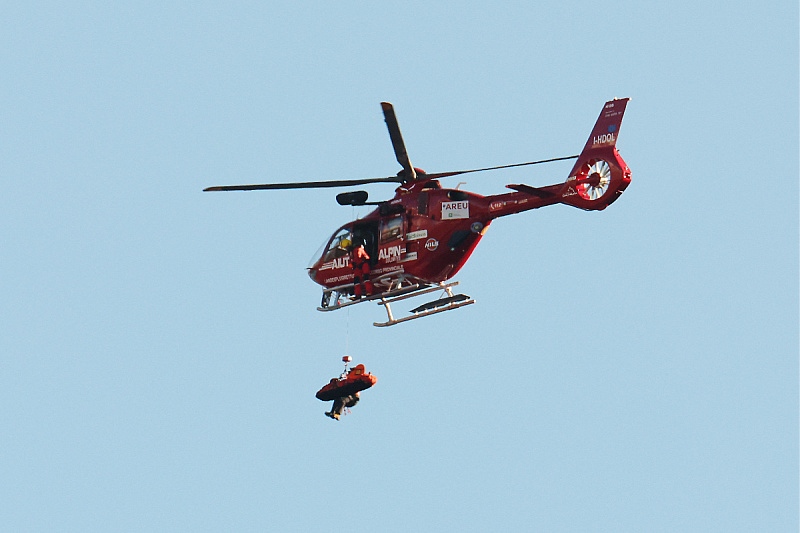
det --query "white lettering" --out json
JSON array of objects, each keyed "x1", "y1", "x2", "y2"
[
  {"x1": 379, "y1": 245, "x2": 406, "y2": 263},
  {"x1": 320, "y1": 256, "x2": 351, "y2": 271},
  {"x1": 592, "y1": 133, "x2": 616, "y2": 146}
]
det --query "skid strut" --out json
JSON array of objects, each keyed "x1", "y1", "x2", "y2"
[
  {"x1": 317, "y1": 272, "x2": 420, "y2": 312},
  {"x1": 373, "y1": 282, "x2": 475, "y2": 327}
]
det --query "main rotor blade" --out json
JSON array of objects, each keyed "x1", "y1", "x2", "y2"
[
  {"x1": 381, "y1": 102, "x2": 416, "y2": 181},
  {"x1": 423, "y1": 155, "x2": 579, "y2": 180},
  {"x1": 204, "y1": 176, "x2": 403, "y2": 192},
  {"x1": 204, "y1": 155, "x2": 580, "y2": 191}
]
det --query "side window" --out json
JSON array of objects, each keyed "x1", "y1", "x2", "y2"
[
  {"x1": 322, "y1": 228, "x2": 352, "y2": 262},
  {"x1": 380, "y1": 215, "x2": 404, "y2": 244},
  {"x1": 418, "y1": 191, "x2": 428, "y2": 215}
]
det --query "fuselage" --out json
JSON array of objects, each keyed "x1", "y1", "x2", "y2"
[{"x1": 306, "y1": 176, "x2": 563, "y2": 291}]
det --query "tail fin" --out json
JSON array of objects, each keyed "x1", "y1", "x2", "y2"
[
  {"x1": 572, "y1": 98, "x2": 629, "y2": 160},
  {"x1": 561, "y1": 98, "x2": 631, "y2": 210}
]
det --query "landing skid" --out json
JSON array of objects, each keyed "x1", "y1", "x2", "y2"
[{"x1": 316, "y1": 273, "x2": 475, "y2": 327}]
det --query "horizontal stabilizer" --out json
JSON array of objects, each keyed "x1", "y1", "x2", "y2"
[{"x1": 506, "y1": 184, "x2": 555, "y2": 198}]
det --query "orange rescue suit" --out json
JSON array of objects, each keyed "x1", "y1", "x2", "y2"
[{"x1": 351, "y1": 246, "x2": 373, "y2": 298}]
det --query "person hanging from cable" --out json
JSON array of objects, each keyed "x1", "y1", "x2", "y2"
[
  {"x1": 316, "y1": 356, "x2": 377, "y2": 420},
  {"x1": 348, "y1": 236, "x2": 373, "y2": 299},
  {"x1": 327, "y1": 391, "x2": 360, "y2": 421}
]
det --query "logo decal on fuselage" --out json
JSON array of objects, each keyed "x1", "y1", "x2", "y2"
[
  {"x1": 379, "y1": 244, "x2": 406, "y2": 264},
  {"x1": 442, "y1": 201, "x2": 469, "y2": 219},
  {"x1": 406, "y1": 230, "x2": 428, "y2": 241},
  {"x1": 425, "y1": 238, "x2": 439, "y2": 251},
  {"x1": 320, "y1": 256, "x2": 350, "y2": 271}
]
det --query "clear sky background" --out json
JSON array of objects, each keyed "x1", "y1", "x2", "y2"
[{"x1": 2, "y1": 1, "x2": 797, "y2": 531}]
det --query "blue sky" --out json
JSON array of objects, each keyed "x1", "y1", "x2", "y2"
[{"x1": 2, "y1": 1, "x2": 797, "y2": 531}]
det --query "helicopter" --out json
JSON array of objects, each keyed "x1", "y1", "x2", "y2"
[{"x1": 205, "y1": 98, "x2": 631, "y2": 326}]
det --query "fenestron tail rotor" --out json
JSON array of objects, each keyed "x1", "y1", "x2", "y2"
[{"x1": 574, "y1": 159, "x2": 612, "y2": 201}]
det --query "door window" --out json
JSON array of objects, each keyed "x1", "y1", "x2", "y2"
[{"x1": 380, "y1": 215, "x2": 404, "y2": 243}]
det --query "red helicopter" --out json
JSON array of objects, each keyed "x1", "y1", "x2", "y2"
[{"x1": 205, "y1": 99, "x2": 631, "y2": 326}]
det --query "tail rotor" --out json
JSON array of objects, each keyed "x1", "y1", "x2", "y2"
[{"x1": 560, "y1": 98, "x2": 631, "y2": 210}]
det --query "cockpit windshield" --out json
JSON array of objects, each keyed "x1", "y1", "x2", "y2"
[{"x1": 308, "y1": 227, "x2": 352, "y2": 268}]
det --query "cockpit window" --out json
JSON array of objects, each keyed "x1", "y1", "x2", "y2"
[{"x1": 321, "y1": 228, "x2": 352, "y2": 262}]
